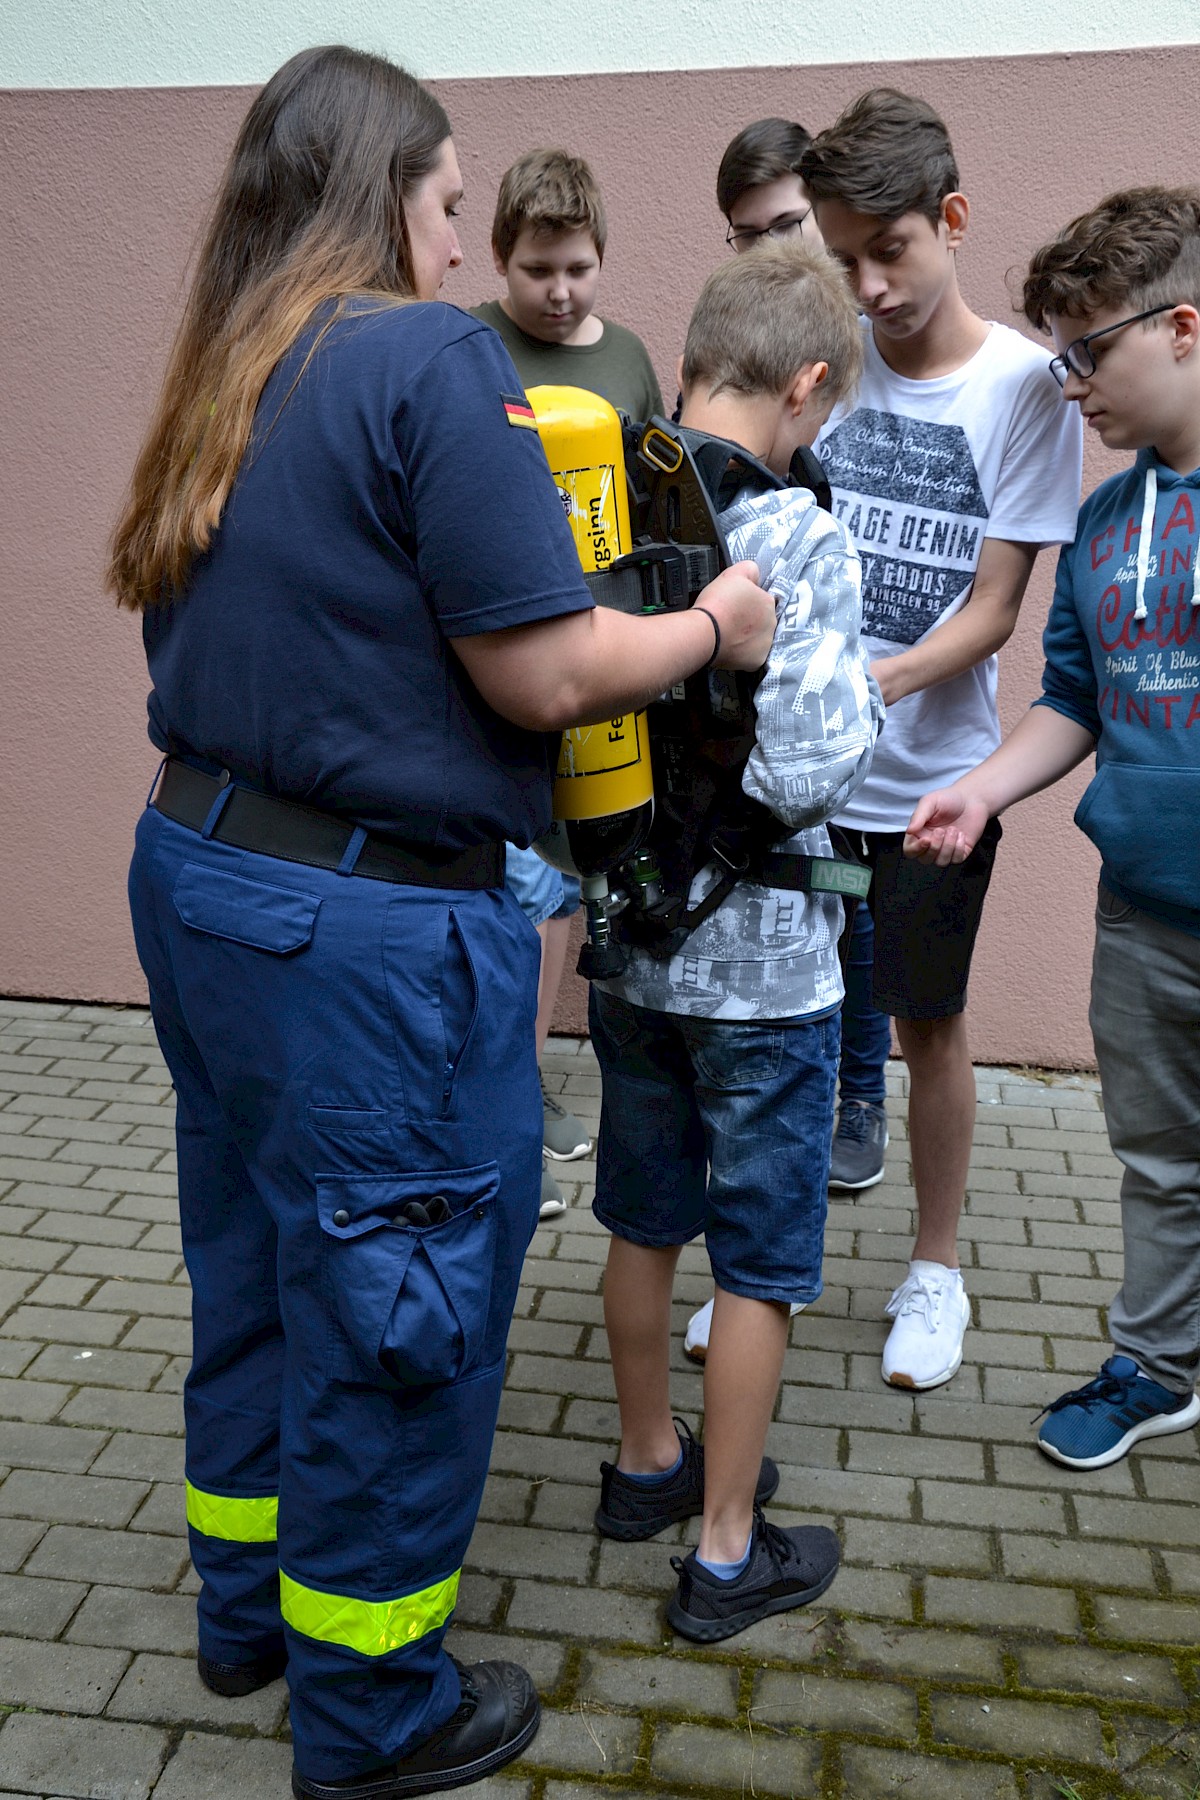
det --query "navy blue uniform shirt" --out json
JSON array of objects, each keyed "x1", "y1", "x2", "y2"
[{"x1": 144, "y1": 301, "x2": 593, "y2": 849}]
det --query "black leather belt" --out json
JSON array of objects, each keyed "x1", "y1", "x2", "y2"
[{"x1": 153, "y1": 759, "x2": 503, "y2": 891}]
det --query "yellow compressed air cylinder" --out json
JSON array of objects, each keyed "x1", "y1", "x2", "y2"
[{"x1": 527, "y1": 386, "x2": 654, "y2": 877}]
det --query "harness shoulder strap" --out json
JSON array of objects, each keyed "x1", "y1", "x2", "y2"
[{"x1": 590, "y1": 417, "x2": 859, "y2": 960}]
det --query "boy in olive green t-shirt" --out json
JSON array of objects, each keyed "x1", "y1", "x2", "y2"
[
  {"x1": 471, "y1": 147, "x2": 663, "y2": 422},
  {"x1": 471, "y1": 148, "x2": 663, "y2": 1223}
]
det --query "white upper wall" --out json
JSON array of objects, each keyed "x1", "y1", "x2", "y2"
[{"x1": 3, "y1": 0, "x2": 1196, "y2": 87}]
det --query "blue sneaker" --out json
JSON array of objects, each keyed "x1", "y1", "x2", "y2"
[{"x1": 1037, "y1": 1356, "x2": 1200, "y2": 1469}]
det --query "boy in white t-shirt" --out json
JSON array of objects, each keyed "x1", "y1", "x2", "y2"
[{"x1": 797, "y1": 90, "x2": 1082, "y2": 1389}]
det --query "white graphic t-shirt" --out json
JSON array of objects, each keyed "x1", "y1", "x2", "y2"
[{"x1": 817, "y1": 323, "x2": 1082, "y2": 830}]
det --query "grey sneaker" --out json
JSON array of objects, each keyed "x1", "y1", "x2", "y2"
[
  {"x1": 542, "y1": 1078, "x2": 591, "y2": 1162},
  {"x1": 828, "y1": 1101, "x2": 888, "y2": 1191},
  {"x1": 538, "y1": 1163, "x2": 566, "y2": 1222}
]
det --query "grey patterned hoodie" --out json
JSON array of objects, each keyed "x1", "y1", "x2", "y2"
[{"x1": 599, "y1": 485, "x2": 884, "y2": 1020}]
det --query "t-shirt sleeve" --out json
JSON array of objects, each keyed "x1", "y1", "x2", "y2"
[
  {"x1": 985, "y1": 358, "x2": 1083, "y2": 548},
  {"x1": 392, "y1": 322, "x2": 594, "y2": 636},
  {"x1": 1034, "y1": 540, "x2": 1101, "y2": 736}
]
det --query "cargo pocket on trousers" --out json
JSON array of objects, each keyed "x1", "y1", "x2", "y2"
[
  {"x1": 172, "y1": 863, "x2": 321, "y2": 954},
  {"x1": 316, "y1": 1164, "x2": 500, "y2": 1386}
]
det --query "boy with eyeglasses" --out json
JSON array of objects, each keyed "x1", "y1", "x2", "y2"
[
  {"x1": 905, "y1": 185, "x2": 1200, "y2": 1468},
  {"x1": 668, "y1": 120, "x2": 823, "y2": 436},
  {"x1": 771, "y1": 87, "x2": 1085, "y2": 1394},
  {"x1": 718, "y1": 117, "x2": 822, "y2": 253}
]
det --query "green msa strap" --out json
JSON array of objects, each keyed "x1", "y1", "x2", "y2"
[{"x1": 788, "y1": 858, "x2": 872, "y2": 899}]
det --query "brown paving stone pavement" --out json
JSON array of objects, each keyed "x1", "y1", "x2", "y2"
[{"x1": 0, "y1": 999, "x2": 1197, "y2": 1799}]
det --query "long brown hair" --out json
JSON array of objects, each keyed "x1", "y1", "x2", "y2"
[{"x1": 108, "y1": 45, "x2": 450, "y2": 610}]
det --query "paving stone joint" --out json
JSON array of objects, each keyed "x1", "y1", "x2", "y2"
[{"x1": 0, "y1": 1002, "x2": 1196, "y2": 1799}]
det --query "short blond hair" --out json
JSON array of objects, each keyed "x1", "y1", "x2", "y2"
[
  {"x1": 682, "y1": 243, "x2": 863, "y2": 405},
  {"x1": 491, "y1": 149, "x2": 607, "y2": 265}
]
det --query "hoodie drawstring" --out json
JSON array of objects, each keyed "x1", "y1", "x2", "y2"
[
  {"x1": 1134, "y1": 462, "x2": 1200, "y2": 612},
  {"x1": 1134, "y1": 466, "x2": 1156, "y2": 621}
]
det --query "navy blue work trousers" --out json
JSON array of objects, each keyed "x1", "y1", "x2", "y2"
[{"x1": 128, "y1": 806, "x2": 541, "y2": 1779}]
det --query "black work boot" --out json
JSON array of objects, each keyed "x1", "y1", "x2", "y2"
[{"x1": 291, "y1": 1660, "x2": 540, "y2": 1799}]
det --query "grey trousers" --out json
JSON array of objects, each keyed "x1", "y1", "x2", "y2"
[{"x1": 1090, "y1": 884, "x2": 1200, "y2": 1395}]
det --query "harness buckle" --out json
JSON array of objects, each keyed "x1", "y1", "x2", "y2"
[
  {"x1": 609, "y1": 543, "x2": 690, "y2": 612},
  {"x1": 709, "y1": 832, "x2": 750, "y2": 877}
]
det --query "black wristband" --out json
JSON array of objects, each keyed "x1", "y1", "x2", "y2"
[{"x1": 694, "y1": 604, "x2": 721, "y2": 670}]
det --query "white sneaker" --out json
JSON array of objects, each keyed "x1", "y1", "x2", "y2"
[
  {"x1": 683, "y1": 1295, "x2": 806, "y2": 1365},
  {"x1": 882, "y1": 1261, "x2": 969, "y2": 1390},
  {"x1": 684, "y1": 1299, "x2": 714, "y2": 1363},
  {"x1": 538, "y1": 1162, "x2": 567, "y2": 1222}
]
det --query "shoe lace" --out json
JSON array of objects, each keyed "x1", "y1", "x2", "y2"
[
  {"x1": 541, "y1": 1080, "x2": 568, "y2": 1123},
  {"x1": 670, "y1": 1503, "x2": 784, "y2": 1589},
  {"x1": 672, "y1": 1416, "x2": 698, "y2": 1453},
  {"x1": 837, "y1": 1103, "x2": 872, "y2": 1146},
  {"x1": 753, "y1": 1504, "x2": 797, "y2": 1576},
  {"x1": 445, "y1": 1658, "x2": 481, "y2": 1726},
  {"x1": 886, "y1": 1270, "x2": 952, "y2": 1332},
  {"x1": 1034, "y1": 1364, "x2": 1135, "y2": 1424}
]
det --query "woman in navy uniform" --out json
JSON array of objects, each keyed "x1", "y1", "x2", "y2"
[{"x1": 108, "y1": 45, "x2": 773, "y2": 1800}]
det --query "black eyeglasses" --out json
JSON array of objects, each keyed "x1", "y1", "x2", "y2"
[
  {"x1": 1049, "y1": 302, "x2": 1182, "y2": 387},
  {"x1": 726, "y1": 212, "x2": 809, "y2": 251}
]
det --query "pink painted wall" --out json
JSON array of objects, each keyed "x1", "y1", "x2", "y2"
[{"x1": 4, "y1": 47, "x2": 1198, "y2": 1060}]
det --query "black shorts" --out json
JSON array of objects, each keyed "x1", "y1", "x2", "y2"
[{"x1": 836, "y1": 818, "x2": 1002, "y2": 1021}]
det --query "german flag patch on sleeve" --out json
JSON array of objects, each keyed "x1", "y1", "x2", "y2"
[{"x1": 502, "y1": 392, "x2": 537, "y2": 430}]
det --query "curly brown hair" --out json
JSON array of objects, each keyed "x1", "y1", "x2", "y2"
[{"x1": 1023, "y1": 186, "x2": 1200, "y2": 329}]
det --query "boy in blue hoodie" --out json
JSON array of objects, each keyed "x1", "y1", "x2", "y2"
[{"x1": 905, "y1": 186, "x2": 1200, "y2": 1470}]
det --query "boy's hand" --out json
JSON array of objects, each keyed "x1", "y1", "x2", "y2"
[
  {"x1": 697, "y1": 562, "x2": 777, "y2": 671},
  {"x1": 903, "y1": 788, "x2": 989, "y2": 865}
]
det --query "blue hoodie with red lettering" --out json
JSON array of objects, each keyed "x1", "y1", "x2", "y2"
[{"x1": 1036, "y1": 446, "x2": 1200, "y2": 936}]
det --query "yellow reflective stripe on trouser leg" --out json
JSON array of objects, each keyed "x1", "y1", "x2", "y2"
[
  {"x1": 185, "y1": 1480, "x2": 279, "y2": 1544},
  {"x1": 279, "y1": 1567, "x2": 460, "y2": 1657}
]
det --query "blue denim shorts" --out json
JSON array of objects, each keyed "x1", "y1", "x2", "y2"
[
  {"x1": 554, "y1": 873, "x2": 582, "y2": 919},
  {"x1": 505, "y1": 846, "x2": 582, "y2": 928},
  {"x1": 505, "y1": 844, "x2": 563, "y2": 929},
  {"x1": 589, "y1": 988, "x2": 839, "y2": 1304}
]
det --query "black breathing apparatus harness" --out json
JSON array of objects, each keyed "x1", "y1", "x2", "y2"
[{"x1": 568, "y1": 416, "x2": 870, "y2": 979}]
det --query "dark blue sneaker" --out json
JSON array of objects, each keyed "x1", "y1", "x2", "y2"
[
  {"x1": 1037, "y1": 1356, "x2": 1200, "y2": 1469},
  {"x1": 827, "y1": 1101, "x2": 888, "y2": 1191},
  {"x1": 595, "y1": 1418, "x2": 779, "y2": 1541}
]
